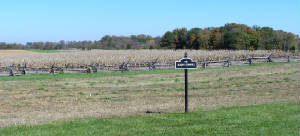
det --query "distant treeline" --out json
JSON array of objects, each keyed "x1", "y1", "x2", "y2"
[
  {"x1": 0, "y1": 35, "x2": 161, "y2": 50},
  {"x1": 1, "y1": 23, "x2": 299, "y2": 51}
]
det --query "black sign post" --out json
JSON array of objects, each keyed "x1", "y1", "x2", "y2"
[
  {"x1": 175, "y1": 52, "x2": 197, "y2": 113},
  {"x1": 184, "y1": 67, "x2": 188, "y2": 113}
]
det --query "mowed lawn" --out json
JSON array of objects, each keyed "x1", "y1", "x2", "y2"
[
  {"x1": 0, "y1": 62, "x2": 299, "y2": 133},
  {"x1": 0, "y1": 103, "x2": 299, "y2": 136}
]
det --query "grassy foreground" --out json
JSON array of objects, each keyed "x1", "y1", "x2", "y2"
[{"x1": 0, "y1": 103, "x2": 299, "y2": 136}]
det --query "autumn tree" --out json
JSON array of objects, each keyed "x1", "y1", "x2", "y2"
[{"x1": 173, "y1": 28, "x2": 188, "y2": 49}]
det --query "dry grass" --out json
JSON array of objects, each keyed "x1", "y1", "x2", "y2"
[
  {"x1": 0, "y1": 50, "x2": 35, "y2": 57},
  {"x1": 0, "y1": 50, "x2": 293, "y2": 68},
  {"x1": 0, "y1": 63, "x2": 299, "y2": 127}
]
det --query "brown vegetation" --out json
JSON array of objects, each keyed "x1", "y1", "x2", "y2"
[
  {"x1": 0, "y1": 63, "x2": 298, "y2": 127},
  {"x1": 0, "y1": 50, "x2": 35, "y2": 57},
  {"x1": 0, "y1": 50, "x2": 294, "y2": 68}
]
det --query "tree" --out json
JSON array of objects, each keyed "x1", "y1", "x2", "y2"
[
  {"x1": 173, "y1": 28, "x2": 188, "y2": 49},
  {"x1": 259, "y1": 27, "x2": 274, "y2": 50},
  {"x1": 247, "y1": 28, "x2": 260, "y2": 50},
  {"x1": 57, "y1": 40, "x2": 66, "y2": 49},
  {"x1": 126, "y1": 44, "x2": 131, "y2": 49},
  {"x1": 1, "y1": 23, "x2": 299, "y2": 51},
  {"x1": 222, "y1": 23, "x2": 250, "y2": 49},
  {"x1": 160, "y1": 31, "x2": 175, "y2": 49},
  {"x1": 208, "y1": 28, "x2": 223, "y2": 49},
  {"x1": 0, "y1": 42, "x2": 7, "y2": 49}
]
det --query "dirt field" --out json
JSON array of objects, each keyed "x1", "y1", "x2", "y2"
[
  {"x1": 0, "y1": 63, "x2": 299, "y2": 127},
  {"x1": 0, "y1": 50, "x2": 35, "y2": 57}
]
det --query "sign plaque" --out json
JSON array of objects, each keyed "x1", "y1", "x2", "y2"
[
  {"x1": 175, "y1": 53, "x2": 197, "y2": 113},
  {"x1": 175, "y1": 58, "x2": 197, "y2": 69}
]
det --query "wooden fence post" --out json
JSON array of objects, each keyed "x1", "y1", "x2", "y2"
[
  {"x1": 9, "y1": 68, "x2": 15, "y2": 76},
  {"x1": 119, "y1": 61, "x2": 129, "y2": 72},
  {"x1": 248, "y1": 57, "x2": 252, "y2": 65},
  {"x1": 86, "y1": 66, "x2": 92, "y2": 74},
  {"x1": 267, "y1": 56, "x2": 272, "y2": 62},
  {"x1": 49, "y1": 68, "x2": 54, "y2": 74},
  {"x1": 147, "y1": 58, "x2": 158, "y2": 70},
  {"x1": 202, "y1": 59, "x2": 207, "y2": 69},
  {"x1": 226, "y1": 59, "x2": 231, "y2": 67},
  {"x1": 49, "y1": 64, "x2": 55, "y2": 74},
  {"x1": 21, "y1": 68, "x2": 26, "y2": 75},
  {"x1": 91, "y1": 65, "x2": 97, "y2": 73},
  {"x1": 58, "y1": 67, "x2": 64, "y2": 74}
]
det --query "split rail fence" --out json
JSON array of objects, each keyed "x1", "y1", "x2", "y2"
[{"x1": 0, "y1": 56, "x2": 298, "y2": 76}]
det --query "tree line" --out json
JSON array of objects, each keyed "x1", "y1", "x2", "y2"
[
  {"x1": 0, "y1": 23, "x2": 299, "y2": 51},
  {"x1": 0, "y1": 34, "x2": 161, "y2": 50},
  {"x1": 160, "y1": 23, "x2": 299, "y2": 51}
]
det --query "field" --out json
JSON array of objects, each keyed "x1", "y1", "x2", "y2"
[
  {"x1": 1, "y1": 103, "x2": 299, "y2": 136},
  {"x1": 1, "y1": 0, "x2": 299, "y2": 135},
  {"x1": 0, "y1": 49, "x2": 299, "y2": 135},
  {"x1": 0, "y1": 62, "x2": 299, "y2": 128},
  {"x1": 26, "y1": 49, "x2": 59, "y2": 53},
  {"x1": 0, "y1": 49, "x2": 294, "y2": 68},
  {"x1": 0, "y1": 50, "x2": 36, "y2": 57}
]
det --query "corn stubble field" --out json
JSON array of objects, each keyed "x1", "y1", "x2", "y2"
[{"x1": 0, "y1": 50, "x2": 295, "y2": 68}]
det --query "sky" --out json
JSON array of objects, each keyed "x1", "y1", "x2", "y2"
[{"x1": 0, "y1": 0, "x2": 299, "y2": 44}]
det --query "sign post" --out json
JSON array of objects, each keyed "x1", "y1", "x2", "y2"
[
  {"x1": 184, "y1": 66, "x2": 188, "y2": 113},
  {"x1": 175, "y1": 52, "x2": 197, "y2": 113}
]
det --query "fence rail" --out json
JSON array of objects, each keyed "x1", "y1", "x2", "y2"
[{"x1": 0, "y1": 56, "x2": 298, "y2": 77}]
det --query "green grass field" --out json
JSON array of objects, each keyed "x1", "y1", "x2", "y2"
[
  {"x1": 0, "y1": 103, "x2": 299, "y2": 136},
  {"x1": 26, "y1": 49, "x2": 59, "y2": 53},
  {"x1": 0, "y1": 62, "x2": 299, "y2": 135}
]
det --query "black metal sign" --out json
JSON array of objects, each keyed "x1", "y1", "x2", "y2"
[
  {"x1": 175, "y1": 58, "x2": 197, "y2": 69},
  {"x1": 175, "y1": 53, "x2": 198, "y2": 113}
]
